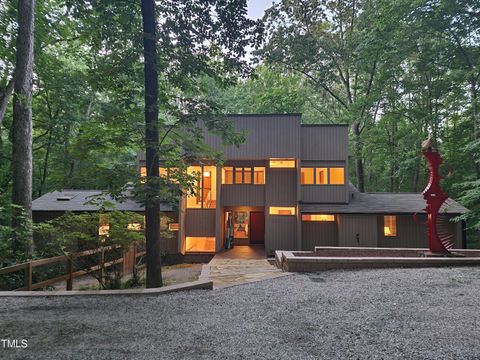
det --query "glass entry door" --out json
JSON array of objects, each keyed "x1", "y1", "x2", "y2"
[{"x1": 233, "y1": 211, "x2": 249, "y2": 241}]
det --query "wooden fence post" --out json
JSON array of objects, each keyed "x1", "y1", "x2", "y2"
[
  {"x1": 66, "y1": 257, "x2": 73, "y2": 291},
  {"x1": 24, "y1": 262, "x2": 32, "y2": 291}
]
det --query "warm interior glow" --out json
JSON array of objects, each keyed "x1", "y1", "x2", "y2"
[
  {"x1": 329, "y1": 167, "x2": 345, "y2": 185},
  {"x1": 127, "y1": 223, "x2": 142, "y2": 231},
  {"x1": 384, "y1": 216, "x2": 397, "y2": 237},
  {"x1": 235, "y1": 168, "x2": 243, "y2": 184},
  {"x1": 140, "y1": 166, "x2": 147, "y2": 177},
  {"x1": 186, "y1": 166, "x2": 202, "y2": 208},
  {"x1": 301, "y1": 168, "x2": 314, "y2": 184},
  {"x1": 254, "y1": 167, "x2": 265, "y2": 184},
  {"x1": 269, "y1": 159, "x2": 296, "y2": 168},
  {"x1": 302, "y1": 214, "x2": 335, "y2": 222},
  {"x1": 243, "y1": 168, "x2": 252, "y2": 184},
  {"x1": 269, "y1": 206, "x2": 296, "y2": 215},
  {"x1": 202, "y1": 166, "x2": 216, "y2": 208},
  {"x1": 168, "y1": 223, "x2": 179, "y2": 231},
  {"x1": 222, "y1": 167, "x2": 233, "y2": 184},
  {"x1": 98, "y1": 224, "x2": 110, "y2": 236},
  {"x1": 186, "y1": 237, "x2": 215, "y2": 252},
  {"x1": 233, "y1": 211, "x2": 249, "y2": 238},
  {"x1": 315, "y1": 168, "x2": 328, "y2": 184}
]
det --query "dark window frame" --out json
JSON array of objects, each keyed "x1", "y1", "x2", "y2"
[{"x1": 300, "y1": 166, "x2": 345, "y2": 186}]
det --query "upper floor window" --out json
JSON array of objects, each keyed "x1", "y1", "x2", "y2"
[
  {"x1": 301, "y1": 166, "x2": 345, "y2": 185},
  {"x1": 186, "y1": 165, "x2": 216, "y2": 209},
  {"x1": 222, "y1": 166, "x2": 265, "y2": 185},
  {"x1": 140, "y1": 166, "x2": 178, "y2": 183},
  {"x1": 384, "y1": 216, "x2": 397, "y2": 237},
  {"x1": 269, "y1": 159, "x2": 296, "y2": 168}
]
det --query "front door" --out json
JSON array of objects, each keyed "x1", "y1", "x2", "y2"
[{"x1": 250, "y1": 211, "x2": 265, "y2": 244}]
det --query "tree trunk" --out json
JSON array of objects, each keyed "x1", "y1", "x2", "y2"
[
  {"x1": 471, "y1": 78, "x2": 480, "y2": 179},
  {"x1": 352, "y1": 122, "x2": 365, "y2": 192},
  {"x1": 11, "y1": 0, "x2": 35, "y2": 257},
  {"x1": 0, "y1": 77, "x2": 15, "y2": 130},
  {"x1": 141, "y1": 0, "x2": 162, "y2": 288}
]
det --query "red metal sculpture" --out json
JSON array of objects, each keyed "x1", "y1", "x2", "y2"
[{"x1": 420, "y1": 143, "x2": 453, "y2": 254}]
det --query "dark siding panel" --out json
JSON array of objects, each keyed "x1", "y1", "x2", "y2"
[
  {"x1": 302, "y1": 220, "x2": 338, "y2": 250},
  {"x1": 201, "y1": 115, "x2": 301, "y2": 159},
  {"x1": 301, "y1": 126, "x2": 348, "y2": 161},
  {"x1": 301, "y1": 186, "x2": 349, "y2": 203},
  {"x1": 185, "y1": 209, "x2": 216, "y2": 237},
  {"x1": 221, "y1": 185, "x2": 265, "y2": 206},
  {"x1": 265, "y1": 168, "x2": 297, "y2": 205},
  {"x1": 161, "y1": 212, "x2": 179, "y2": 254},
  {"x1": 377, "y1": 214, "x2": 460, "y2": 249},
  {"x1": 265, "y1": 216, "x2": 297, "y2": 254},
  {"x1": 338, "y1": 215, "x2": 378, "y2": 247}
]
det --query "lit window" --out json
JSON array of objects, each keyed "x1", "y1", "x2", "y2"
[
  {"x1": 253, "y1": 167, "x2": 265, "y2": 184},
  {"x1": 168, "y1": 223, "x2": 179, "y2": 231},
  {"x1": 301, "y1": 168, "x2": 314, "y2": 184},
  {"x1": 269, "y1": 159, "x2": 296, "y2": 168},
  {"x1": 302, "y1": 214, "x2": 335, "y2": 222},
  {"x1": 159, "y1": 168, "x2": 167, "y2": 177},
  {"x1": 186, "y1": 166, "x2": 202, "y2": 208},
  {"x1": 269, "y1": 207, "x2": 296, "y2": 215},
  {"x1": 186, "y1": 166, "x2": 216, "y2": 208},
  {"x1": 186, "y1": 237, "x2": 215, "y2": 252},
  {"x1": 140, "y1": 166, "x2": 147, "y2": 177},
  {"x1": 127, "y1": 223, "x2": 142, "y2": 231},
  {"x1": 315, "y1": 168, "x2": 328, "y2": 184},
  {"x1": 202, "y1": 166, "x2": 216, "y2": 208},
  {"x1": 244, "y1": 168, "x2": 252, "y2": 184},
  {"x1": 384, "y1": 216, "x2": 397, "y2": 237},
  {"x1": 235, "y1": 168, "x2": 243, "y2": 184},
  {"x1": 329, "y1": 167, "x2": 345, "y2": 185},
  {"x1": 222, "y1": 167, "x2": 233, "y2": 184},
  {"x1": 99, "y1": 214, "x2": 109, "y2": 238}
]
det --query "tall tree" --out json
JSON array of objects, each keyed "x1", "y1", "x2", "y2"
[
  {"x1": 141, "y1": 0, "x2": 162, "y2": 287},
  {"x1": 11, "y1": 0, "x2": 35, "y2": 256}
]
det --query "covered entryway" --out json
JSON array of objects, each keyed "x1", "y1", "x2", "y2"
[{"x1": 249, "y1": 211, "x2": 265, "y2": 244}]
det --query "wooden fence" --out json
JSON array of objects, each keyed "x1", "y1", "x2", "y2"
[{"x1": 0, "y1": 246, "x2": 146, "y2": 291}]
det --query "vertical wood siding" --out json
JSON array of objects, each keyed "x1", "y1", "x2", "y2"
[
  {"x1": 221, "y1": 185, "x2": 265, "y2": 206},
  {"x1": 265, "y1": 168, "x2": 297, "y2": 205},
  {"x1": 301, "y1": 186, "x2": 349, "y2": 203},
  {"x1": 185, "y1": 209, "x2": 216, "y2": 237},
  {"x1": 301, "y1": 126, "x2": 348, "y2": 161},
  {"x1": 301, "y1": 220, "x2": 338, "y2": 250},
  {"x1": 338, "y1": 215, "x2": 378, "y2": 247},
  {"x1": 377, "y1": 214, "x2": 462, "y2": 249},
  {"x1": 265, "y1": 215, "x2": 297, "y2": 254},
  {"x1": 201, "y1": 115, "x2": 301, "y2": 159}
]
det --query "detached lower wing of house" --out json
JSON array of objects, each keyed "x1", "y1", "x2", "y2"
[{"x1": 32, "y1": 114, "x2": 469, "y2": 256}]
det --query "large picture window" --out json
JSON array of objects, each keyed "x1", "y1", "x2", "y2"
[{"x1": 186, "y1": 165, "x2": 216, "y2": 209}]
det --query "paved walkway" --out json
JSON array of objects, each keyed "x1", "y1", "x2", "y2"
[{"x1": 200, "y1": 245, "x2": 289, "y2": 289}]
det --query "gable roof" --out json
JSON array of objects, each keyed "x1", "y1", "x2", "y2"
[
  {"x1": 301, "y1": 192, "x2": 468, "y2": 214},
  {"x1": 32, "y1": 190, "x2": 173, "y2": 212}
]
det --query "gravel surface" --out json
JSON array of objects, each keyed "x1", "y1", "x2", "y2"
[{"x1": 1, "y1": 267, "x2": 480, "y2": 359}]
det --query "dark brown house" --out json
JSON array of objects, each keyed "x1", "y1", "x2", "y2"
[{"x1": 33, "y1": 114, "x2": 468, "y2": 256}]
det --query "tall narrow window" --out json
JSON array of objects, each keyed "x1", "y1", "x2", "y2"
[
  {"x1": 243, "y1": 168, "x2": 252, "y2": 184},
  {"x1": 315, "y1": 168, "x2": 328, "y2": 184},
  {"x1": 235, "y1": 168, "x2": 243, "y2": 184},
  {"x1": 222, "y1": 167, "x2": 233, "y2": 185},
  {"x1": 203, "y1": 166, "x2": 216, "y2": 208},
  {"x1": 329, "y1": 167, "x2": 345, "y2": 185},
  {"x1": 301, "y1": 168, "x2": 314, "y2": 184},
  {"x1": 269, "y1": 159, "x2": 296, "y2": 168},
  {"x1": 253, "y1": 167, "x2": 265, "y2": 184},
  {"x1": 384, "y1": 216, "x2": 397, "y2": 237},
  {"x1": 186, "y1": 166, "x2": 202, "y2": 208}
]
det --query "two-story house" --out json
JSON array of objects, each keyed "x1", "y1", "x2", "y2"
[{"x1": 33, "y1": 114, "x2": 468, "y2": 256}]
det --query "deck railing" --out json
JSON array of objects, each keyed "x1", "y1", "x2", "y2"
[{"x1": 0, "y1": 245, "x2": 145, "y2": 291}]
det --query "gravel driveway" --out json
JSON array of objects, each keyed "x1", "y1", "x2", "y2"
[{"x1": 1, "y1": 267, "x2": 480, "y2": 359}]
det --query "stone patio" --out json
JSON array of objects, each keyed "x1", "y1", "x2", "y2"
[{"x1": 200, "y1": 245, "x2": 290, "y2": 288}]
